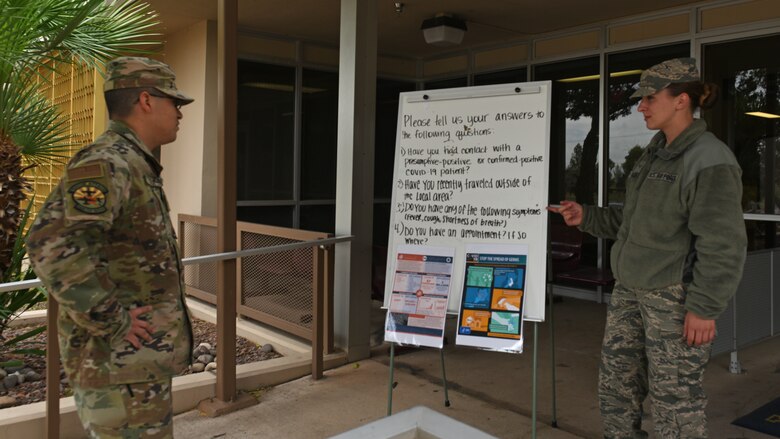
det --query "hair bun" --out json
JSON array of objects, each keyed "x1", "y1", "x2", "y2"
[{"x1": 699, "y1": 82, "x2": 719, "y2": 109}]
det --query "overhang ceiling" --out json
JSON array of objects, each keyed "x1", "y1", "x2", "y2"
[{"x1": 143, "y1": 0, "x2": 705, "y2": 58}]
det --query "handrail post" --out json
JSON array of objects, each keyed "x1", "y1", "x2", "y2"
[
  {"x1": 196, "y1": 0, "x2": 256, "y2": 417},
  {"x1": 46, "y1": 296, "x2": 60, "y2": 439},
  {"x1": 325, "y1": 244, "x2": 335, "y2": 354},
  {"x1": 312, "y1": 245, "x2": 325, "y2": 379},
  {"x1": 215, "y1": 0, "x2": 238, "y2": 403}
]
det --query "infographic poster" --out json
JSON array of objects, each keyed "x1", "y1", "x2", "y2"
[
  {"x1": 455, "y1": 243, "x2": 527, "y2": 353},
  {"x1": 384, "y1": 245, "x2": 455, "y2": 348}
]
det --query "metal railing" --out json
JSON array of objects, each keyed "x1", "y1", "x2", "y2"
[
  {"x1": 0, "y1": 229, "x2": 352, "y2": 439},
  {"x1": 179, "y1": 216, "x2": 337, "y2": 358}
]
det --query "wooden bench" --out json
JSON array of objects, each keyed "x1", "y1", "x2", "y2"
[{"x1": 555, "y1": 266, "x2": 614, "y2": 287}]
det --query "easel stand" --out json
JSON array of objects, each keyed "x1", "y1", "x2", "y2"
[
  {"x1": 532, "y1": 296, "x2": 560, "y2": 437},
  {"x1": 531, "y1": 230, "x2": 562, "y2": 437},
  {"x1": 549, "y1": 286, "x2": 559, "y2": 428},
  {"x1": 386, "y1": 343, "x2": 451, "y2": 416},
  {"x1": 382, "y1": 250, "x2": 560, "y2": 438},
  {"x1": 547, "y1": 241, "x2": 559, "y2": 429}
]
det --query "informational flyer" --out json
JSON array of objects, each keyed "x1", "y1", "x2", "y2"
[
  {"x1": 455, "y1": 243, "x2": 527, "y2": 353},
  {"x1": 385, "y1": 245, "x2": 455, "y2": 348}
]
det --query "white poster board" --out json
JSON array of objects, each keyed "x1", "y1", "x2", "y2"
[{"x1": 383, "y1": 82, "x2": 551, "y2": 322}]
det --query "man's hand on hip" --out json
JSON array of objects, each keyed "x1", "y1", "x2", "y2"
[{"x1": 124, "y1": 305, "x2": 155, "y2": 349}]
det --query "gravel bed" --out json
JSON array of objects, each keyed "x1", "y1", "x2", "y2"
[{"x1": 0, "y1": 317, "x2": 281, "y2": 408}]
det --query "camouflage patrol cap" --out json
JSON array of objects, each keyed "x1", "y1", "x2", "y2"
[
  {"x1": 104, "y1": 56, "x2": 194, "y2": 105},
  {"x1": 630, "y1": 57, "x2": 700, "y2": 99}
]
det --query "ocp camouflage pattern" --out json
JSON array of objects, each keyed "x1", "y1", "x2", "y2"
[
  {"x1": 74, "y1": 378, "x2": 173, "y2": 438},
  {"x1": 27, "y1": 120, "x2": 193, "y2": 388},
  {"x1": 103, "y1": 57, "x2": 193, "y2": 104}
]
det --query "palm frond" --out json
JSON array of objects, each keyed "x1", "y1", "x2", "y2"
[
  {"x1": 13, "y1": 0, "x2": 161, "y2": 74},
  {"x1": 0, "y1": 0, "x2": 161, "y2": 163},
  {"x1": 0, "y1": 75, "x2": 70, "y2": 163},
  {"x1": 2, "y1": 325, "x2": 45, "y2": 346}
]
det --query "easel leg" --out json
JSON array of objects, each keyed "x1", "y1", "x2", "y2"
[
  {"x1": 532, "y1": 322, "x2": 538, "y2": 439},
  {"x1": 439, "y1": 348, "x2": 451, "y2": 407},
  {"x1": 549, "y1": 288, "x2": 558, "y2": 428},
  {"x1": 387, "y1": 343, "x2": 395, "y2": 416}
]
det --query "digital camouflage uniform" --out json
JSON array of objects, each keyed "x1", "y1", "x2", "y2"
[
  {"x1": 579, "y1": 58, "x2": 747, "y2": 438},
  {"x1": 26, "y1": 57, "x2": 194, "y2": 439}
]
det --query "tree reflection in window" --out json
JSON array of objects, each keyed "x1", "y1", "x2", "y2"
[
  {"x1": 606, "y1": 43, "x2": 689, "y2": 206},
  {"x1": 732, "y1": 68, "x2": 779, "y2": 216}
]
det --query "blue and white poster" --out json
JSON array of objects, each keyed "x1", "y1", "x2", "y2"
[{"x1": 456, "y1": 243, "x2": 527, "y2": 353}]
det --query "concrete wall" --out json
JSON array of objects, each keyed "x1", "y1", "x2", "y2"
[
  {"x1": 201, "y1": 21, "x2": 219, "y2": 219},
  {"x1": 161, "y1": 20, "x2": 217, "y2": 222}
]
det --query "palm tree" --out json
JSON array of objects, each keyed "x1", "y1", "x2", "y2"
[{"x1": 0, "y1": 0, "x2": 160, "y2": 276}]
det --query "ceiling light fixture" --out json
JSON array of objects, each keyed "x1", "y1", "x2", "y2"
[
  {"x1": 421, "y1": 14, "x2": 467, "y2": 46},
  {"x1": 745, "y1": 111, "x2": 780, "y2": 119},
  {"x1": 556, "y1": 70, "x2": 645, "y2": 83}
]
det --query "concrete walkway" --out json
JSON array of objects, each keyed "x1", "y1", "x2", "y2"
[
  {"x1": 173, "y1": 297, "x2": 780, "y2": 439},
  {"x1": 173, "y1": 358, "x2": 580, "y2": 439}
]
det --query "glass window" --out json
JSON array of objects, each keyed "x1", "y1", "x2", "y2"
[
  {"x1": 606, "y1": 43, "x2": 689, "y2": 205},
  {"x1": 372, "y1": 78, "x2": 416, "y2": 301},
  {"x1": 237, "y1": 61, "x2": 295, "y2": 201},
  {"x1": 237, "y1": 206, "x2": 293, "y2": 228},
  {"x1": 534, "y1": 57, "x2": 600, "y2": 206},
  {"x1": 300, "y1": 204, "x2": 336, "y2": 234},
  {"x1": 424, "y1": 76, "x2": 467, "y2": 90},
  {"x1": 704, "y1": 35, "x2": 780, "y2": 251},
  {"x1": 301, "y1": 69, "x2": 339, "y2": 201},
  {"x1": 534, "y1": 57, "x2": 600, "y2": 269},
  {"x1": 474, "y1": 68, "x2": 527, "y2": 86},
  {"x1": 374, "y1": 79, "x2": 416, "y2": 199}
]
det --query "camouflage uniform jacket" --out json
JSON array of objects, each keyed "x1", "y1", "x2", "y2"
[
  {"x1": 27, "y1": 120, "x2": 193, "y2": 388},
  {"x1": 580, "y1": 119, "x2": 747, "y2": 320}
]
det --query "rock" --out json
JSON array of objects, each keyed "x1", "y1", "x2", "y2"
[
  {"x1": 25, "y1": 371, "x2": 42, "y2": 382},
  {"x1": 190, "y1": 363, "x2": 205, "y2": 373},
  {"x1": 205, "y1": 362, "x2": 217, "y2": 372},
  {"x1": 13, "y1": 372, "x2": 24, "y2": 384},
  {"x1": 260, "y1": 344, "x2": 274, "y2": 353},
  {"x1": 193, "y1": 344, "x2": 211, "y2": 357},
  {"x1": 0, "y1": 369, "x2": 7, "y2": 379},
  {"x1": 20, "y1": 368, "x2": 33, "y2": 375},
  {"x1": 196, "y1": 354, "x2": 214, "y2": 364},
  {"x1": 0, "y1": 396, "x2": 16, "y2": 409},
  {"x1": 62, "y1": 377, "x2": 69, "y2": 385},
  {"x1": 4, "y1": 375, "x2": 18, "y2": 389},
  {"x1": 0, "y1": 382, "x2": 6, "y2": 394},
  {"x1": 209, "y1": 348, "x2": 217, "y2": 357},
  {"x1": 4, "y1": 366, "x2": 24, "y2": 374}
]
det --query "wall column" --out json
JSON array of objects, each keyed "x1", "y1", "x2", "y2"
[{"x1": 334, "y1": 0, "x2": 377, "y2": 361}]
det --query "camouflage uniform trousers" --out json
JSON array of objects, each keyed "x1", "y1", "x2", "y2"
[
  {"x1": 73, "y1": 378, "x2": 173, "y2": 439},
  {"x1": 599, "y1": 283, "x2": 711, "y2": 438}
]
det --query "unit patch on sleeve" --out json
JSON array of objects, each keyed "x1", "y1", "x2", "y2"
[{"x1": 68, "y1": 181, "x2": 109, "y2": 214}]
